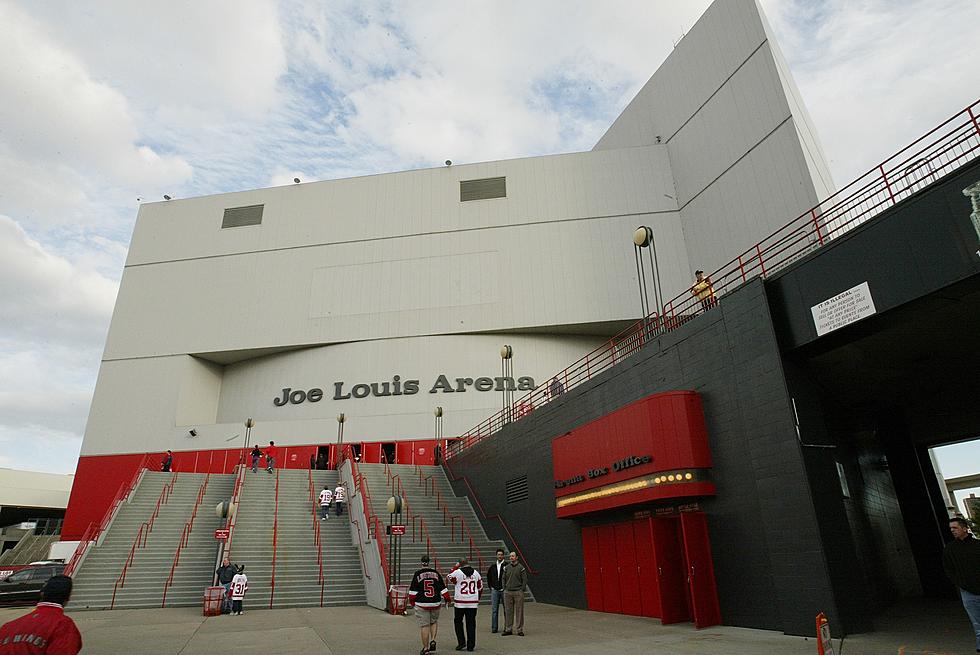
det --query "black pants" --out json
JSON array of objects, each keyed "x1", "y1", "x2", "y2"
[
  {"x1": 232, "y1": 599, "x2": 243, "y2": 614},
  {"x1": 454, "y1": 607, "x2": 477, "y2": 649}
]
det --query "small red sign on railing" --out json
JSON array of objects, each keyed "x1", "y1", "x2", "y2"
[
  {"x1": 389, "y1": 524, "x2": 406, "y2": 536},
  {"x1": 214, "y1": 529, "x2": 230, "y2": 540}
]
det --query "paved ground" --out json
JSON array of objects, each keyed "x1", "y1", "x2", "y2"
[{"x1": 0, "y1": 600, "x2": 973, "y2": 654}]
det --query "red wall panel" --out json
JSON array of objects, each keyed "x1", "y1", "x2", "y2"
[
  {"x1": 62, "y1": 452, "x2": 161, "y2": 539},
  {"x1": 414, "y1": 441, "x2": 436, "y2": 466},
  {"x1": 552, "y1": 391, "x2": 714, "y2": 517}
]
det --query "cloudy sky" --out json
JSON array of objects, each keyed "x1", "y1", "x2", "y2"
[{"x1": 1, "y1": 0, "x2": 978, "y2": 491}]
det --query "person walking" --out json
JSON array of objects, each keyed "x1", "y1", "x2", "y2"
[
  {"x1": 447, "y1": 559, "x2": 482, "y2": 651},
  {"x1": 250, "y1": 445, "x2": 262, "y2": 473},
  {"x1": 265, "y1": 441, "x2": 278, "y2": 473},
  {"x1": 230, "y1": 565, "x2": 248, "y2": 615},
  {"x1": 690, "y1": 270, "x2": 717, "y2": 311},
  {"x1": 409, "y1": 555, "x2": 449, "y2": 655},
  {"x1": 161, "y1": 450, "x2": 173, "y2": 472},
  {"x1": 486, "y1": 549, "x2": 506, "y2": 633},
  {"x1": 215, "y1": 558, "x2": 237, "y2": 614},
  {"x1": 0, "y1": 575, "x2": 82, "y2": 654},
  {"x1": 943, "y1": 517, "x2": 980, "y2": 651},
  {"x1": 501, "y1": 552, "x2": 528, "y2": 637},
  {"x1": 318, "y1": 485, "x2": 333, "y2": 520},
  {"x1": 333, "y1": 482, "x2": 346, "y2": 516}
]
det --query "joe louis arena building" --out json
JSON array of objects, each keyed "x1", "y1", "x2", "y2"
[{"x1": 61, "y1": 0, "x2": 980, "y2": 639}]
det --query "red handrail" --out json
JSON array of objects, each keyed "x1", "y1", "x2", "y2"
[
  {"x1": 269, "y1": 468, "x2": 280, "y2": 609},
  {"x1": 65, "y1": 452, "x2": 153, "y2": 577},
  {"x1": 221, "y1": 448, "x2": 249, "y2": 561},
  {"x1": 308, "y1": 468, "x2": 326, "y2": 606},
  {"x1": 341, "y1": 445, "x2": 391, "y2": 588},
  {"x1": 110, "y1": 473, "x2": 178, "y2": 608},
  {"x1": 161, "y1": 474, "x2": 210, "y2": 607},
  {"x1": 448, "y1": 97, "x2": 980, "y2": 456}
]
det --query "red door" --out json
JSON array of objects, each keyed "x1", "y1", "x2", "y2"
[
  {"x1": 680, "y1": 512, "x2": 721, "y2": 628},
  {"x1": 597, "y1": 525, "x2": 622, "y2": 613},
  {"x1": 362, "y1": 442, "x2": 382, "y2": 463},
  {"x1": 581, "y1": 526, "x2": 603, "y2": 611},
  {"x1": 396, "y1": 441, "x2": 415, "y2": 465},
  {"x1": 651, "y1": 517, "x2": 689, "y2": 624},
  {"x1": 615, "y1": 523, "x2": 642, "y2": 615},
  {"x1": 633, "y1": 518, "x2": 661, "y2": 618}
]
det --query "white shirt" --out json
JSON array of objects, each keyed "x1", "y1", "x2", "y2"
[
  {"x1": 333, "y1": 485, "x2": 346, "y2": 502},
  {"x1": 318, "y1": 489, "x2": 333, "y2": 506},
  {"x1": 230, "y1": 573, "x2": 248, "y2": 600}
]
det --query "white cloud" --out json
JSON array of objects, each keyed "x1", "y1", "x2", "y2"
[
  {"x1": 0, "y1": 215, "x2": 117, "y2": 346},
  {"x1": 0, "y1": 2, "x2": 193, "y2": 233},
  {"x1": 760, "y1": 0, "x2": 980, "y2": 183}
]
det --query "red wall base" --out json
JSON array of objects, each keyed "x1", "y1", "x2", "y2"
[{"x1": 62, "y1": 439, "x2": 440, "y2": 540}]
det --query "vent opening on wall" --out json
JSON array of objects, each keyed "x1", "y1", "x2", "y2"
[
  {"x1": 505, "y1": 475, "x2": 528, "y2": 504},
  {"x1": 221, "y1": 204, "x2": 264, "y2": 228},
  {"x1": 460, "y1": 177, "x2": 506, "y2": 202}
]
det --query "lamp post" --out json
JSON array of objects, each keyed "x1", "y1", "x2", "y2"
[
  {"x1": 500, "y1": 344, "x2": 514, "y2": 424},
  {"x1": 633, "y1": 226, "x2": 663, "y2": 333},
  {"x1": 242, "y1": 417, "x2": 254, "y2": 464},
  {"x1": 334, "y1": 413, "x2": 346, "y2": 468},
  {"x1": 434, "y1": 407, "x2": 443, "y2": 463}
]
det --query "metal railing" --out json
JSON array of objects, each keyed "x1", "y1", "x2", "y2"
[
  {"x1": 161, "y1": 474, "x2": 210, "y2": 607},
  {"x1": 269, "y1": 468, "x2": 280, "y2": 609},
  {"x1": 65, "y1": 453, "x2": 152, "y2": 577},
  {"x1": 219, "y1": 448, "x2": 249, "y2": 563},
  {"x1": 386, "y1": 472, "x2": 443, "y2": 575},
  {"x1": 307, "y1": 468, "x2": 326, "y2": 607},
  {"x1": 110, "y1": 472, "x2": 177, "y2": 608},
  {"x1": 448, "y1": 98, "x2": 980, "y2": 458},
  {"x1": 441, "y1": 458, "x2": 538, "y2": 574}
]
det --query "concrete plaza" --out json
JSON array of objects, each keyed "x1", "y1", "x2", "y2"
[{"x1": 0, "y1": 600, "x2": 972, "y2": 654}]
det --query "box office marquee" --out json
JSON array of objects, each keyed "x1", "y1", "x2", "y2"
[{"x1": 552, "y1": 391, "x2": 721, "y2": 628}]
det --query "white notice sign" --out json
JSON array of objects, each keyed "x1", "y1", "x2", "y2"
[{"x1": 811, "y1": 282, "x2": 877, "y2": 337}]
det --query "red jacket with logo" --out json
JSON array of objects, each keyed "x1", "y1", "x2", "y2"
[{"x1": 0, "y1": 603, "x2": 82, "y2": 654}]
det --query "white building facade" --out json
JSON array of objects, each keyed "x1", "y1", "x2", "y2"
[{"x1": 66, "y1": 0, "x2": 832, "y2": 537}]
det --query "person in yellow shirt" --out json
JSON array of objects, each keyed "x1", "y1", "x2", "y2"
[{"x1": 690, "y1": 270, "x2": 717, "y2": 311}]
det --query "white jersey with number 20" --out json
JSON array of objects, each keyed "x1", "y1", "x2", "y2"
[{"x1": 447, "y1": 569, "x2": 482, "y2": 608}]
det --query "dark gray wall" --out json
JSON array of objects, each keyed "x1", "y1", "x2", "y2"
[
  {"x1": 445, "y1": 279, "x2": 839, "y2": 635},
  {"x1": 768, "y1": 157, "x2": 980, "y2": 350}
]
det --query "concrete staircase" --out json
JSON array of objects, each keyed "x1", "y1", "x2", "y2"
[
  {"x1": 0, "y1": 534, "x2": 59, "y2": 565},
  {"x1": 227, "y1": 468, "x2": 365, "y2": 608},
  {"x1": 356, "y1": 463, "x2": 533, "y2": 602},
  {"x1": 71, "y1": 471, "x2": 234, "y2": 610}
]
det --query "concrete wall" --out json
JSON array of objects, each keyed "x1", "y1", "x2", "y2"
[
  {"x1": 0, "y1": 469, "x2": 74, "y2": 510},
  {"x1": 82, "y1": 333, "x2": 606, "y2": 456},
  {"x1": 594, "y1": 0, "x2": 833, "y2": 277},
  {"x1": 447, "y1": 279, "x2": 840, "y2": 635}
]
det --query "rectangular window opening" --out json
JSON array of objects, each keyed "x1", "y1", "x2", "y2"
[{"x1": 460, "y1": 177, "x2": 506, "y2": 202}]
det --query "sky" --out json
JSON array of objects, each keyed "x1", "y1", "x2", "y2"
[{"x1": 0, "y1": 0, "x2": 978, "y2": 485}]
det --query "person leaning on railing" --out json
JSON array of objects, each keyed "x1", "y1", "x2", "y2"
[{"x1": 690, "y1": 270, "x2": 717, "y2": 311}]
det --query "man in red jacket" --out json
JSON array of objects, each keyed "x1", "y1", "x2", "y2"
[
  {"x1": 265, "y1": 441, "x2": 278, "y2": 474},
  {"x1": 0, "y1": 575, "x2": 82, "y2": 654}
]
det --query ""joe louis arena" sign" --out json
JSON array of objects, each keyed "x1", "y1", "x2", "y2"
[{"x1": 274, "y1": 374, "x2": 537, "y2": 406}]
